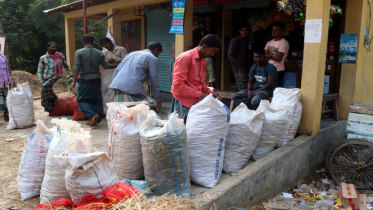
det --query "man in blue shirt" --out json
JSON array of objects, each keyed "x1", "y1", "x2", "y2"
[
  {"x1": 233, "y1": 49, "x2": 278, "y2": 109},
  {"x1": 110, "y1": 41, "x2": 163, "y2": 111}
]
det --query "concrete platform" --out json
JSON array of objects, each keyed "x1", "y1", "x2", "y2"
[{"x1": 191, "y1": 121, "x2": 347, "y2": 209}]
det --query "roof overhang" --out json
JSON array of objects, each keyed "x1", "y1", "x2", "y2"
[{"x1": 43, "y1": 0, "x2": 117, "y2": 14}]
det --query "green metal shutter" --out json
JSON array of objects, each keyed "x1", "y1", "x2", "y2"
[{"x1": 146, "y1": 8, "x2": 175, "y2": 92}]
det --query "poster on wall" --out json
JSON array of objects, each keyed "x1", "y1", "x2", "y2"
[
  {"x1": 169, "y1": 0, "x2": 187, "y2": 34},
  {"x1": 339, "y1": 34, "x2": 358, "y2": 64},
  {"x1": 0, "y1": 37, "x2": 5, "y2": 55}
]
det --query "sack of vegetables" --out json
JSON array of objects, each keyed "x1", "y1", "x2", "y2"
[{"x1": 140, "y1": 111, "x2": 191, "y2": 198}]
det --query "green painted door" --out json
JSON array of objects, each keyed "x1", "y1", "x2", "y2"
[{"x1": 146, "y1": 8, "x2": 175, "y2": 92}]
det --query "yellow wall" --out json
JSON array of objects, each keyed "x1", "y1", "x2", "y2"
[{"x1": 339, "y1": 0, "x2": 373, "y2": 119}]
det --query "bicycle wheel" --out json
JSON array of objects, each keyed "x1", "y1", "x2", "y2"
[
  {"x1": 326, "y1": 139, "x2": 361, "y2": 172},
  {"x1": 328, "y1": 140, "x2": 373, "y2": 193}
]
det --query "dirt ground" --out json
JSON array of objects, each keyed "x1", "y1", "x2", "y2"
[{"x1": 0, "y1": 92, "x2": 114, "y2": 208}]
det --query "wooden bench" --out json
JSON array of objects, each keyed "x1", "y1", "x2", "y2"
[
  {"x1": 216, "y1": 90, "x2": 273, "y2": 112},
  {"x1": 216, "y1": 90, "x2": 236, "y2": 112},
  {"x1": 321, "y1": 93, "x2": 339, "y2": 121}
]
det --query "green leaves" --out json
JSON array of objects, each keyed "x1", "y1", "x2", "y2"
[{"x1": 0, "y1": 0, "x2": 107, "y2": 73}]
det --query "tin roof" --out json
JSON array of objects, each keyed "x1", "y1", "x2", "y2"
[{"x1": 43, "y1": 0, "x2": 117, "y2": 14}]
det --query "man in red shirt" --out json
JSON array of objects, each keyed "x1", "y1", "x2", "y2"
[{"x1": 172, "y1": 34, "x2": 222, "y2": 122}]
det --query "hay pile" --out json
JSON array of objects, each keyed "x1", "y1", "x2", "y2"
[
  {"x1": 11, "y1": 71, "x2": 68, "y2": 97},
  {"x1": 112, "y1": 193, "x2": 206, "y2": 210}
]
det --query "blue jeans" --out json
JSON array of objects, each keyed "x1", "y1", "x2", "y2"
[{"x1": 233, "y1": 87, "x2": 273, "y2": 109}]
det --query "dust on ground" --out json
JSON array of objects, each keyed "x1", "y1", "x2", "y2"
[{"x1": 12, "y1": 70, "x2": 69, "y2": 97}]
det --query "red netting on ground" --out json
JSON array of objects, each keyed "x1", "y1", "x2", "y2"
[
  {"x1": 72, "y1": 96, "x2": 88, "y2": 121},
  {"x1": 34, "y1": 198, "x2": 75, "y2": 209},
  {"x1": 73, "y1": 182, "x2": 140, "y2": 210},
  {"x1": 49, "y1": 96, "x2": 74, "y2": 116}
]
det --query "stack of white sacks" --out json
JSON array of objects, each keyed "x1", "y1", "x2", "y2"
[{"x1": 16, "y1": 88, "x2": 302, "y2": 204}]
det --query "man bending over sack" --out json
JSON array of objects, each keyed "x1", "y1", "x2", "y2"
[
  {"x1": 172, "y1": 34, "x2": 222, "y2": 122},
  {"x1": 233, "y1": 49, "x2": 277, "y2": 109},
  {"x1": 110, "y1": 41, "x2": 163, "y2": 111}
]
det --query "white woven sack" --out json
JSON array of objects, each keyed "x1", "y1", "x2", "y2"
[
  {"x1": 40, "y1": 119, "x2": 92, "y2": 203},
  {"x1": 108, "y1": 104, "x2": 149, "y2": 180},
  {"x1": 140, "y1": 112, "x2": 191, "y2": 198},
  {"x1": 54, "y1": 140, "x2": 118, "y2": 203},
  {"x1": 7, "y1": 82, "x2": 34, "y2": 130},
  {"x1": 271, "y1": 88, "x2": 302, "y2": 147},
  {"x1": 251, "y1": 100, "x2": 289, "y2": 161},
  {"x1": 223, "y1": 103, "x2": 265, "y2": 174},
  {"x1": 17, "y1": 121, "x2": 56, "y2": 201},
  {"x1": 102, "y1": 28, "x2": 117, "y2": 52},
  {"x1": 186, "y1": 94, "x2": 230, "y2": 188},
  {"x1": 107, "y1": 102, "x2": 148, "y2": 130},
  {"x1": 101, "y1": 69, "x2": 115, "y2": 113}
]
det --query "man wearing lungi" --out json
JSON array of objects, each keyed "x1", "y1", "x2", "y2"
[
  {"x1": 110, "y1": 41, "x2": 163, "y2": 111},
  {"x1": 38, "y1": 42, "x2": 72, "y2": 113},
  {"x1": 69, "y1": 35, "x2": 118, "y2": 127},
  {"x1": 172, "y1": 34, "x2": 222, "y2": 122}
]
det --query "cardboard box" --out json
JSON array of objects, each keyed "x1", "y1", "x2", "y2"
[
  {"x1": 347, "y1": 113, "x2": 373, "y2": 141},
  {"x1": 337, "y1": 183, "x2": 366, "y2": 210}
]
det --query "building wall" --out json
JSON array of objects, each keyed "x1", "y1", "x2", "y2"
[
  {"x1": 146, "y1": 8, "x2": 175, "y2": 92},
  {"x1": 339, "y1": 0, "x2": 373, "y2": 119}
]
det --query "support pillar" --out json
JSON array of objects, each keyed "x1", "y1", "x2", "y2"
[
  {"x1": 65, "y1": 16, "x2": 76, "y2": 69},
  {"x1": 338, "y1": 0, "x2": 363, "y2": 119},
  {"x1": 108, "y1": 8, "x2": 122, "y2": 46},
  {"x1": 298, "y1": 0, "x2": 331, "y2": 135},
  {"x1": 175, "y1": 0, "x2": 193, "y2": 57}
]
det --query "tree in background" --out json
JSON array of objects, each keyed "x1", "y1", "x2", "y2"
[{"x1": 0, "y1": 0, "x2": 106, "y2": 74}]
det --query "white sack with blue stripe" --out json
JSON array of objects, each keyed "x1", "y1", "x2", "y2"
[
  {"x1": 223, "y1": 103, "x2": 265, "y2": 174},
  {"x1": 140, "y1": 111, "x2": 191, "y2": 198},
  {"x1": 17, "y1": 121, "x2": 56, "y2": 201},
  {"x1": 186, "y1": 94, "x2": 230, "y2": 188}
]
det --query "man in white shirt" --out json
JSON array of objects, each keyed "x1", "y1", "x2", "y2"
[{"x1": 99, "y1": 37, "x2": 128, "y2": 112}]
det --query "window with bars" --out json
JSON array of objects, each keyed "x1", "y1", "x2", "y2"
[{"x1": 121, "y1": 19, "x2": 141, "y2": 52}]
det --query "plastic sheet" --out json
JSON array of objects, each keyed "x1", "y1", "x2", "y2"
[{"x1": 140, "y1": 112, "x2": 191, "y2": 197}]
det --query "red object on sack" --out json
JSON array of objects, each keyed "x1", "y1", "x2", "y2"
[
  {"x1": 74, "y1": 182, "x2": 140, "y2": 210},
  {"x1": 34, "y1": 198, "x2": 75, "y2": 209},
  {"x1": 72, "y1": 97, "x2": 89, "y2": 121},
  {"x1": 49, "y1": 97, "x2": 74, "y2": 116}
]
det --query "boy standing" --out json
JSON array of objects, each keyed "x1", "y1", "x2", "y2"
[{"x1": 265, "y1": 21, "x2": 289, "y2": 87}]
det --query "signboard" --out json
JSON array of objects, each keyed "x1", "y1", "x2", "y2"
[
  {"x1": 339, "y1": 34, "x2": 358, "y2": 63},
  {"x1": 169, "y1": 0, "x2": 187, "y2": 34},
  {"x1": 283, "y1": 72, "x2": 297, "y2": 88},
  {"x1": 323, "y1": 75, "x2": 330, "y2": 94}
]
